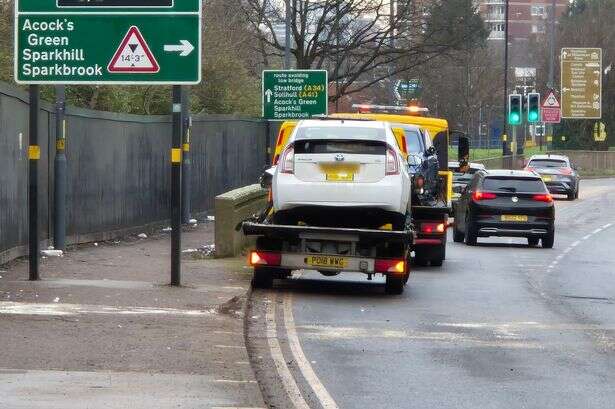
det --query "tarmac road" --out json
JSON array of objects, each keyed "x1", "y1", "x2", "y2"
[{"x1": 247, "y1": 178, "x2": 615, "y2": 409}]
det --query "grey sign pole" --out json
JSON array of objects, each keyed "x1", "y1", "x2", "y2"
[
  {"x1": 54, "y1": 85, "x2": 67, "y2": 251},
  {"x1": 171, "y1": 86, "x2": 183, "y2": 286},
  {"x1": 284, "y1": 0, "x2": 291, "y2": 69},
  {"x1": 28, "y1": 85, "x2": 40, "y2": 280},
  {"x1": 181, "y1": 86, "x2": 192, "y2": 224}
]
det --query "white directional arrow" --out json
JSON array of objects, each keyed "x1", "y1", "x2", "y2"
[
  {"x1": 265, "y1": 89, "x2": 273, "y2": 103},
  {"x1": 164, "y1": 40, "x2": 195, "y2": 57}
]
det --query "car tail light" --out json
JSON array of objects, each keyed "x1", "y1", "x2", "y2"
[
  {"x1": 249, "y1": 251, "x2": 281, "y2": 266},
  {"x1": 559, "y1": 167, "x2": 573, "y2": 175},
  {"x1": 415, "y1": 175, "x2": 425, "y2": 188},
  {"x1": 375, "y1": 259, "x2": 406, "y2": 275},
  {"x1": 421, "y1": 222, "x2": 446, "y2": 234},
  {"x1": 533, "y1": 193, "x2": 553, "y2": 203},
  {"x1": 525, "y1": 166, "x2": 535, "y2": 173},
  {"x1": 472, "y1": 191, "x2": 497, "y2": 201},
  {"x1": 280, "y1": 145, "x2": 294, "y2": 174},
  {"x1": 386, "y1": 147, "x2": 399, "y2": 175}
]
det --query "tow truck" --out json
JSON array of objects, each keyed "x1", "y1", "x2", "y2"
[{"x1": 243, "y1": 118, "x2": 414, "y2": 294}]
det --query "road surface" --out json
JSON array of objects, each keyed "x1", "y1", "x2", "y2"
[{"x1": 247, "y1": 178, "x2": 615, "y2": 409}]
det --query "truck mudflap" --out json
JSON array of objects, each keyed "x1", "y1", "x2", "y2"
[{"x1": 242, "y1": 222, "x2": 413, "y2": 244}]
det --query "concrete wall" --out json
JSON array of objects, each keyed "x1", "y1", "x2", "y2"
[
  {"x1": 475, "y1": 151, "x2": 615, "y2": 175},
  {"x1": 0, "y1": 82, "x2": 269, "y2": 264}
]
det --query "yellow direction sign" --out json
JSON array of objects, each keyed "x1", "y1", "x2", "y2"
[
  {"x1": 561, "y1": 48, "x2": 602, "y2": 119},
  {"x1": 593, "y1": 122, "x2": 607, "y2": 142}
]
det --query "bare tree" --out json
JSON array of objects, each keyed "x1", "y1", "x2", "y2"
[{"x1": 243, "y1": 0, "x2": 487, "y2": 101}]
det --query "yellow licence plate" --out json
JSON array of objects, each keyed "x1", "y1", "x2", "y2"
[
  {"x1": 306, "y1": 255, "x2": 348, "y2": 268},
  {"x1": 326, "y1": 173, "x2": 354, "y2": 182},
  {"x1": 542, "y1": 176, "x2": 552, "y2": 182},
  {"x1": 501, "y1": 215, "x2": 528, "y2": 222}
]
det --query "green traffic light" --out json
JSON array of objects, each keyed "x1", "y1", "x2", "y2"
[
  {"x1": 509, "y1": 113, "x2": 520, "y2": 124},
  {"x1": 528, "y1": 111, "x2": 539, "y2": 121}
]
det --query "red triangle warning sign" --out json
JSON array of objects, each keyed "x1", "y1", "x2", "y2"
[{"x1": 108, "y1": 26, "x2": 160, "y2": 73}]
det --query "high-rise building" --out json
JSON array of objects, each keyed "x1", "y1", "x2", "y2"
[{"x1": 478, "y1": 0, "x2": 568, "y2": 66}]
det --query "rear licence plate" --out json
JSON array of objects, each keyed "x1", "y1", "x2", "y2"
[
  {"x1": 501, "y1": 215, "x2": 528, "y2": 222},
  {"x1": 306, "y1": 255, "x2": 348, "y2": 268},
  {"x1": 326, "y1": 173, "x2": 354, "y2": 182},
  {"x1": 542, "y1": 176, "x2": 552, "y2": 182}
]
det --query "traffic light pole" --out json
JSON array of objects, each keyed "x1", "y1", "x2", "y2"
[{"x1": 502, "y1": 0, "x2": 510, "y2": 156}]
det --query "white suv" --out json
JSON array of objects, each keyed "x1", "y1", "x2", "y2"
[{"x1": 272, "y1": 119, "x2": 411, "y2": 220}]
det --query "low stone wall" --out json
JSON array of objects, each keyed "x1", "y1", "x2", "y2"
[{"x1": 214, "y1": 184, "x2": 268, "y2": 258}]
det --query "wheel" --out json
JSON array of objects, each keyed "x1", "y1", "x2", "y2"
[
  {"x1": 413, "y1": 252, "x2": 429, "y2": 266},
  {"x1": 575, "y1": 184, "x2": 579, "y2": 199},
  {"x1": 385, "y1": 275, "x2": 405, "y2": 294},
  {"x1": 527, "y1": 237, "x2": 539, "y2": 246},
  {"x1": 429, "y1": 243, "x2": 445, "y2": 266},
  {"x1": 465, "y1": 217, "x2": 478, "y2": 246},
  {"x1": 567, "y1": 190, "x2": 575, "y2": 200},
  {"x1": 252, "y1": 267, "x2": 274, "y2": 289},
  {"x1": 453, "y1": 223, "x2": 465, "y2": 243},
  {"x1": 541, "y1": 229, "x2": 555, "y2": 249}
]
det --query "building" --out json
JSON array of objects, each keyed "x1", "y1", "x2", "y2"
[{"x1": 479, "y1": 0, "x2": 568, "y2": 66}]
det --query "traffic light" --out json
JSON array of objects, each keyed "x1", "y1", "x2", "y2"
[
  {"x1": 527, "y1": 92, "x2": 540, "y2": 123},
  {"x1": 508, "y1": 94, "x2": 522, "y2": 125}
]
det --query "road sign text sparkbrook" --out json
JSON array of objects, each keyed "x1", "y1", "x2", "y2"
[
  {"x1": 14, "y1": 0, "x2": 202, "y2": 84},
  {"x1": 262, "y1": 70, "x2": 328, "y2": 120}
]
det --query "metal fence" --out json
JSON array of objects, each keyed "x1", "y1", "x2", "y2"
[{"x1": 0, "y1": 82, "x2": 270, "y2": 264}]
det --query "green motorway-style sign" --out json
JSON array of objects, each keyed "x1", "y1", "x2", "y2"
[
  {"x1": 262, "y1": 70, "x2": 328, "y2": 120},
  {"x1": 15, "y1": 0, "x2": 202, "y2": 84}
]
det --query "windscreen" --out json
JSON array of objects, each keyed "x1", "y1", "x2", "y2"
[
  {"x1": 295, "y1": 126, "x2": 385, "y2": 142},
  {"x1": 528, "y1": 159, "x2": 567, "y2": 168},
  {"x1": 294, "y1": 139, "x2": 386, "y2": 155},
  {"x1": 482, "y1": 177, "x2": 546, "y2": 193},
  {"x1": 404, "y1": 129, "x2": 423, "y2": 153}
]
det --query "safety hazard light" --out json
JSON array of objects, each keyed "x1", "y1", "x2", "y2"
[{"x1": 108, "y1": 26, "x2": 160, "y2": 73}]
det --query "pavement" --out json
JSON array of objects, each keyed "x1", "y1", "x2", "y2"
[
  {"x1": 0, "y1": 221, "x2": 266, "y2": 409},
  {"x1": 248, "y1": 178, "x2": 615, "y2": 409}
]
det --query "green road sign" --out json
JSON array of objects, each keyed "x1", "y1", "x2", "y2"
[
  {"x1": 262, "y1": 70, "x2": 328, "y2": 120},
  {"x1": 394, "y1": 79, "x2": 421, "y2": 101},
  {"x1": 15, "y1": 0, "x2": 201, "y2": 84}
]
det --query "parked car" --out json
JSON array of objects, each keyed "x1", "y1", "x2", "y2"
[
  {"x1": 453, "y1": 169, "x2": 555, "y2": 248},
  {"x1": 524, "y1": 154, "x2": 580, "y2": 200}
]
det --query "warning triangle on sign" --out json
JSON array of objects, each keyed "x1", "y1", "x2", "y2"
[
  {"x1": 108, "y1": 26, "x2": 160, "y2": 73},
  {"x1": 542, "y1": 91, "x2": 560, "y2": 108}
]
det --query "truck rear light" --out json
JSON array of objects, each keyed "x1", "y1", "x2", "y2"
[
  {"x1": 249, "y1": 251, "x2": 281, "y2": 266},
  {"x1": 421, "y1": 222, "x2": 445, "y2": 234},
  {"x1": 472, "y1": 191, "x2": 497, "y2": 201},
  {"x1": 414, "y1": 175, "x2": 425, "y2": 188},
  {"x1": 375, "y1": 259, "x2": 406, "y2": 274},
  {"x1": 532, "y1": 193, "x2": 553, "y2": 203},
  {"x1": 280, "y1": 145, "x2": 294, "y2": 174},
  {"x1": 385, "y1": 147, "x2": 399, "y2": 175}
]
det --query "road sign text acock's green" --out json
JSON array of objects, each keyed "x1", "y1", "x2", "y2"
[{"x1": 15, "y1": 0, "x2": 202, "y2": 84}]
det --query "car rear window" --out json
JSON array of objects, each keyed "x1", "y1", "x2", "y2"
[
  {"x1": 294, "y1": 139, "x2": 386, "y2": 155},
  {"x1": 482, "y1": 177, "x2": 546, "y2": 193},
  {"x1": 528, "y1": 159, "x2": 567, "y2": 168},
  {"x1": 295, "y1": 126, "x2": 385, "y2": 142}
]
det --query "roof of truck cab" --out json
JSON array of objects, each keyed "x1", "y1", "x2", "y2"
[{"x1": 296, "y1": 119, "x2": 388, "y2": 129}]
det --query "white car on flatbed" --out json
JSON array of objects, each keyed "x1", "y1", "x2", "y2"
[{"x1": 272, "y1": 119, "x2": 411, "y2": 228}]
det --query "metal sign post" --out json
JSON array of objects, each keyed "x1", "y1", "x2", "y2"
[{"x1": 15, "y1": 0, "x2": 202, "y2": 285}]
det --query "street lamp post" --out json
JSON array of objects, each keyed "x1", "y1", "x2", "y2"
[{"x1": 502, "y1": 0, "x2": 510, "y2": 156}]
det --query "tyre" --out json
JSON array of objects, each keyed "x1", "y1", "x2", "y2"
[
  {"x1": 252, "y1": 267, "x2": 274, "y2": 289},
  {"x1": 527, "y1": 237, "x2": 539, "y2": 246},
  {"x1": 453, "y1": 223, "x2": 465, "y2": 243},
  {"x1": 465, "y1": 217, "x2": 478, "y2": 246},
  {"x1": 541, "y1": 229, "x2": 555, "y2": 249},
  {"x1": 385, "y1": 275, "x2": 405, "y2": 295},
  {"x1": 575, "y1": 184, "x2": 579, "y2": 199},
  {"x1": 567, "y1": 190, "x2": 575, "y2": 200},
  {"x1": 413, "y1": 252, "x2": 429, "y2": 266},
  {"x1": 429, "y1": 243, "x2": 445, "y2": 266}
]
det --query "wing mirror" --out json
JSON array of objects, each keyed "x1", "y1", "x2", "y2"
[
  {"x1": 259, "y1": 166, "x2": 276, "y2": 188},
  {"x1": 425, "y1": 146, "x2": 436, "y2": 157}
]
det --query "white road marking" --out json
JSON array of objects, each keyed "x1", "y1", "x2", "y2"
[
  {"x1": 571, "y1": 241, "x2": 581, "y2": 247},
  {"x1": 214, "y1": 379, "x2": 257, "y2": 384},
  {"x1": 592, "y1": 228, "x2": 603, "y2": 234},
  {"x1": 0, "y1": 302, "x2": 214, "y2": 317},
  {"x1": 211, "y1": 407, "x2": 265, "y2": 409},
  {"x1": 214, "y1": 345, "x2": 244, "y2": 349},
  {"x1": 266, "y1": 293, "x2": 310, "y2": 409},
  {"x1": 603, "y1": 223, "x2": 612, "y2": 229},
  {"x1": 582, "y1": 234, "x2": 592, "y2": 240},
  {"x1": 283, "y1": 293, "x2": 339, "y2": 409}
]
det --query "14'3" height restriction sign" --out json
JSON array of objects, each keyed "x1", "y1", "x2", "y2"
[{"x1": 15, "y1": 0, "x2": 202, "y2": 84}]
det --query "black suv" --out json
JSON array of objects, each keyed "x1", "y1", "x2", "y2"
[{"x1": 453, "y1": 170, "x2": 555, "y2": 248}]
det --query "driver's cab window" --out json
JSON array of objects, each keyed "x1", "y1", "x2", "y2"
[
  {"x1": 423, "y1": 130, "x2": 433, "y2": 150},
  {"x1": 394, "y1": 124, "x2": 424, "y2": 154}
]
